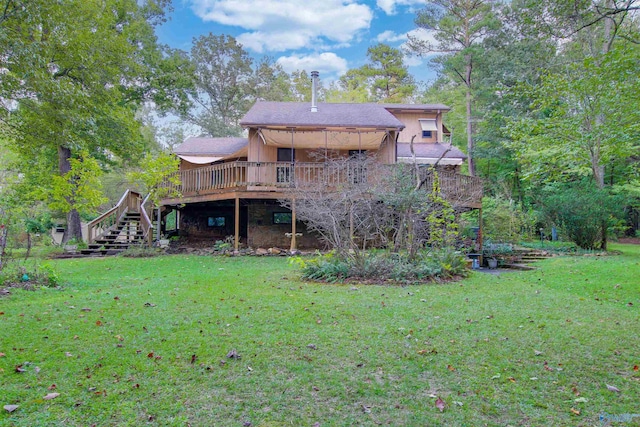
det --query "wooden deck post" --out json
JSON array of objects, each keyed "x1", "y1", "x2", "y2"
[
  {"x1": 290, "y1": 198, "x2": 297, "y2": 252},
  {"x1": 478, "y1": 207, "x2": 484, "y2": 266},
  {"x1": 234, "y1": 197, "x2": 240, "y2": 252}
]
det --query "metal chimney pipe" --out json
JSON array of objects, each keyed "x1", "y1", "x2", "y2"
[{"x1": 310, "y1": 71, "x2": 319, "y2": 112}]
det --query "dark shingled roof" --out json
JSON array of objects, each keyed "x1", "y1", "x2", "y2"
[
  {"x1": 379, "y1": 103, "x2": 451, "y2": 111},
  {"x1": 174, "y1": 137, "x2": 248, "y2": 156},
  {"x1": 240, "y1": 102, "x2": 405, "y2": 129},
  {"x1": 397, "y1": 143, "x2": 467, "y2": 159}
]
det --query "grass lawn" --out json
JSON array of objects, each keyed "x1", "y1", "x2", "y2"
[{"x1": 1, "y1": 244, "x2": 639, "y2": 426}]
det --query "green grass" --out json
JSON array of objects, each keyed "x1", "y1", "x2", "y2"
[{"x1": 1, "y1": 245, "x2": 639, "y2": 426}]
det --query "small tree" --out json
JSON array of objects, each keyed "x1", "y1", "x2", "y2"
[
  {"x1": 128, "y1": 152, "x2": 181, "y2": 240},
  {"x1": 540, "y1": 181, "x2": 622, "y2": 249}
]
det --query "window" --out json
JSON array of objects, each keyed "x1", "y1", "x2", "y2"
[
  {"x1": 419, "y1": 119, "x2": 437, "y2": 139},
  {"x1": 208, "y1": 216, "x2": 225, "y2": 227},
  {"x1": 273, "y1": 212, "x2": 292, "y2": 224},
  {"x1": 277, "y1": 148, "x2": 295, "y2": 162}
]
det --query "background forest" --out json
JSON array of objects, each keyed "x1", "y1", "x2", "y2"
[{"x1": 1, "y1": 0, "x2": 639, "y2": 252}]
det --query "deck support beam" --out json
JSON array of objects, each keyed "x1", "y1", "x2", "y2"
[
  {"x1": 478, "y1": 207, "x2": 483, "y2": 266},
  {"x1": 290, "y1": 198, "x2": 297, "y2": 252},
  {"x1": 234, "y1": 197, "x2": 240, "y2": 252}
]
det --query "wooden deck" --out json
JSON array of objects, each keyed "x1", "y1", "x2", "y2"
[{"x1": 161, "y1": 161, "x2": 483, "y2": 209}]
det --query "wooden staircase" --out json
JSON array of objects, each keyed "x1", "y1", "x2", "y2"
[{"x1": 83, "y1": 190, "x2": 154, "y2": 257}]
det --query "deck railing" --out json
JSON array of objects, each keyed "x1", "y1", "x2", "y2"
[
  {"x1": 164, "y1": 161, "x2": 483, "y2": 207},
  {"x1": 87, "y1": 190, "x2": 154, "y2": 244}
]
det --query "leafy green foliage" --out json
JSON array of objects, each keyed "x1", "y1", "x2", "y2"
[
  {"x1": 295, "y1": 248, "x2": 467, "y2": 284},
  {"x1": 539, "y1": 181, "x2": 624, "y2": 249},
  {"x1": 127, "y1": 151, "x2": 181, "y2": 207},
  {"x1": 49, "y1": 152, "x2": 107, "y2": 216},
  {"x1": 482, "y1": 196, "x2": 535, "y2": 243}
]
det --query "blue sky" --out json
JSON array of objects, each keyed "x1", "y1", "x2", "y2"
[{"x1": 155, "y1": 0, "x2": 439, "y2": 84}]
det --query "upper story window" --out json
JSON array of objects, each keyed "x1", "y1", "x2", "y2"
[{"x1": 419, "y1": 119, "x2": 437, "y2": 139}]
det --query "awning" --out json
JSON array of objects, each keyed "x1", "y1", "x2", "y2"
[
  {"x1": 177, "y1": 155, "x2": 223, "y2": 164},
  {"x1": 397, "y1": 157, "x2": 464, "y2": 166},
  {"x1": 419, "y1": 119, "x2": 437, "y2": 131},
  {"x1": 260, "y1": 129, "x2": 388, "y2": 150}
]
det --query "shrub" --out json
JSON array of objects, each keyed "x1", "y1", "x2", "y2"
[
  {"x1": 482, "y1": 196, "x2": 535, "y2": 243},
  {"x1": 295, "y1": 248, "x2": 468, "y2": 284},
  {"x1": 539, "y1": 182, "x2": 623, "y2": 249}
]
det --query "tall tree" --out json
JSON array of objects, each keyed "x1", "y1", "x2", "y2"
[
  {"x1": 189, "y1": 34, "x2": 254, "y2": 137},
  {"x1": 408, "y1": 0, "x2": 500, "y2": 176},
  {"x1": 252, "y1": 57, "x2": 293, "y2": 102},
  {"x1": 326, "y1": 44, "x2": 414, "y2": 103},
  {"x1": 1, "y1": 0, "x2": 191, "y2": 243},
  {"x1": 359, "y1": 43, "x2": 415, "y2": 102}
]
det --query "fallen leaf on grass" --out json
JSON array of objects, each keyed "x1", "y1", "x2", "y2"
[
  {"x1": 574, "y1": 397, "x2": 588, "y2": 403},
  {"x1": 81, "y1": 308, "x2": 91, "y2": 312},
  {"x1": 95, "y1": 320, "x2": 103, "y2": 327},
  {"x1": 190, "y1": 354, "x2": 197, "y2": 364},
  {"x1": 226, "y1": 349, "x2": 240, "y2": 359},
  {"x1": 15, "y1": 365, "x2": 25, "y2": 373},
  {"x1": 3, "y1": 405, "x2": 19, "y2": 412},
  {"x1": 48, "y1": 384, "x2": 56, "y2": 390},
  {"x1": 65, "y1": 352, "x2": 73, "y2": 357},
  {"x1": 43, "y1": 393, "x2": 59, "y2": 400},
  {"x1": 570, "y1": 408, "x2": 580, "y2": 415},
  {"x1": 447, "y1": 365, "x2": 456, "y2": 372},
  {"x1": 634, "y1": 365, "x2": 639, "y2": 371},
  {"x1": 606, "y1": 384, "x2": 621, "y2": 393},
  {"x1": 0, "y1": 352, "x2": 4, "y2": 357},
  {"x1": 435, "y1": 397, "x2": 445, "y2": 412}
]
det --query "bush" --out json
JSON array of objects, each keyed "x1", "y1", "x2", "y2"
[
  {"x1": 539, "y1": 182, "x2": 623, "y2": 249},
  {"x1": 294, "y1": 248, "x2": 468, "y2": 284},
  {"x1": 482, "y1": 196, "x2": 535, "y2": 243},
  {"x1": 0, "y1": 261, "x2": 61, "y2": 288}
]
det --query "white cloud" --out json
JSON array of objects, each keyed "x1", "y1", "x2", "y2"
[
  {"x1": 190, "y1": 0, "x2": 373, "y2": 52},
  {"x1": 276, "y1": 52, "x2": 349, "y2": 76},
  {"x1": 403, "y1": 55, "x2": 423, "y2": 67},
  {"x1": 375, "y1": 30, "x2": 407, "y2": 43},
  {"x1": 376, "y1": 0, "x2": 424, "y2": 15},
  {"x1": 402, "y1": 28, "x2": 439, "y2": 53}
]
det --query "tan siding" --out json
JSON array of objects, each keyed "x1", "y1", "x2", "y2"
[{"x1": 392, "y1": 112, "x2": 442, "y2": 143}]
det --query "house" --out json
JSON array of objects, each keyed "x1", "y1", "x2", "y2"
[{"x1": 160, "y1": 73, "x2": 482, "y2": 251}]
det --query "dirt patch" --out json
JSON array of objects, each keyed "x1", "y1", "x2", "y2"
[{"x1": 617, "y1": 237, "x2": 640, "y2": 245}]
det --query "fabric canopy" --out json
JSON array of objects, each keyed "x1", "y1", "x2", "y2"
[
  {"x1": 419, "y1": 119, "x2": 437, "y2": 131},
  {"x1": 397, "y1": 157, "x2": 463, "y2": 166},
  {"x1": 260, "y1": 129, "x2": 388, "y2": 150},
  {"x1": 177, "y1": 155, "x2": 223, "y2": 164}
]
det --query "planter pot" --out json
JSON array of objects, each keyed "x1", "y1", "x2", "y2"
[{"x1": 487, "y1": 258, "x2": 498, "y2": 269}]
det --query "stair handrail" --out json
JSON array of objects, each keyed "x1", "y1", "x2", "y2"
[
  {"x1": 140, "y1": 193, "x2": 155, "y2": 246},
  {"x1": 87, "y1": 189, "x2": 142, "y2": 244}
]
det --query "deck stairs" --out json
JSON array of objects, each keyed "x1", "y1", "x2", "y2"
[
  {"x1": 502, "y1": 248, "x2": 554, "y2": 270},
  {"x1": 80, "y1": 190, "x2": 154, "y2": 257},
  {"x1": 81, "y1": 212, "x2": 146, "y2": 256}
]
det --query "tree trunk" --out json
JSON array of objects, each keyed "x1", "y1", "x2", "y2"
[
  {"x1": 0, "y1": 210, "x2": 7, "y2": 271},
  {"x1": 465, "y1": 55, "x2": 475, "y2": 176},
  {"x1": 58, "y1": 145, "x2": 83, "y2": 243}
]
